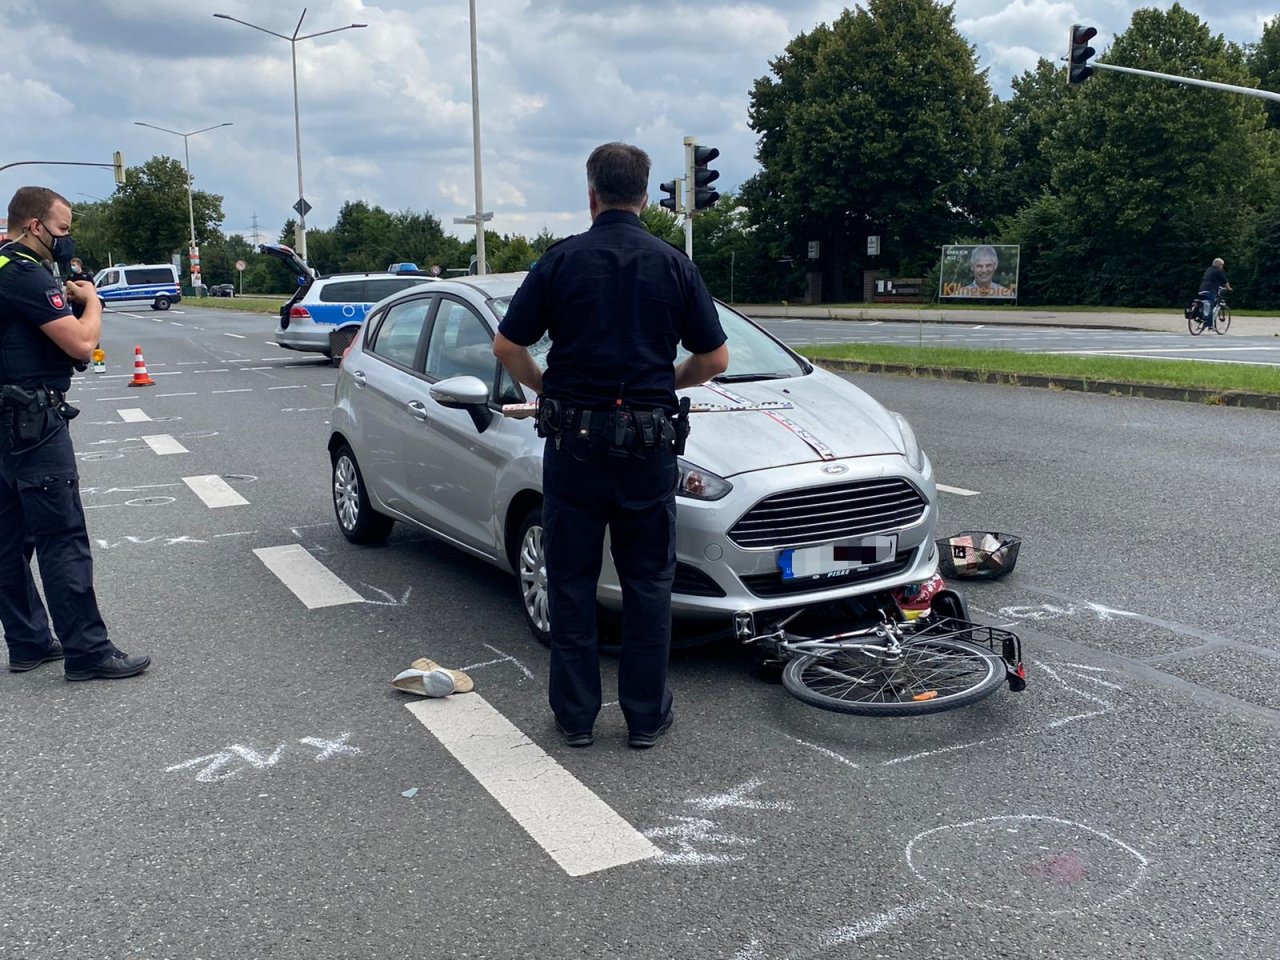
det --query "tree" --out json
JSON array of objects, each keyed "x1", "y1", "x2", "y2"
[
  {"x1": 638, "y1": 204, "x2": 683, "y2": 248},
  {"x1": 745, "y1": 0, "x2": 998, "y2": 300},
  {"x1": 1247, "y1": 16, "x2": 1280, "y2": 129},
  {"x1": 982, "y1": 59, "x2": 1071, "y2": 228},
  {"x1": 1004, "y1": 4, "x2": 1279, "y2": 306},
  {"x1": 110, "y1": 155, "x2": 224, "y2": 262}
]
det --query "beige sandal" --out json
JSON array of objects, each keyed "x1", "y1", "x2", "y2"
[{"x1": 391, "y1": 658, "x2": 475, "y2": 696}]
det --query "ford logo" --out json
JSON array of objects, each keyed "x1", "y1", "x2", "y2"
[{"x1": 821, "y1": 464, "x2": 849, "y2": 475}]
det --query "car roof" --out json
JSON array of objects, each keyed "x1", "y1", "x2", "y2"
[{"x1": 432, "y1": 272, "x2": 528, "y2": 299}]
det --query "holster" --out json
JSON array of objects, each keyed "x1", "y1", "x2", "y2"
[{"x1": 1, "y1": 385, "x2": 49, "y2": 444}]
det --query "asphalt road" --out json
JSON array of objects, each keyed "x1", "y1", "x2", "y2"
[
  {"x1": 0, "y1": 304, "x2": 1276, "y2": 959},
  {"x1": 757, "y1": 317, "x2": 1280, "y2": 368}
]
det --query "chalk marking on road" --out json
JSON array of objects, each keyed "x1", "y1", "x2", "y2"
[
  {"x1": 787, "y1": 736, "x2": 861, "y2": 769},
  {"x1": 359, "y1": 584, "x2": 412, "y2": 607},
  {"x1": 212, "y1": 388, "x2": 253, "y2": 394},
  {"x1": 142, "y1": 434, "x2": 189, "y2": 455},
  {"x1": 882, "y1": 738, "x2": 1001, "y2": 766},
  {"x1": 643, "y1": 816, "x2": 756, "y2": 865},
  {"x1": 154, "y1": 392, "x2": 199, "y2": 398},
  {"x1": 253, "y1": 544, "x2": 364, "y2": 609},
  {"x1": 818, "y1": 903, "x2": 928, "y2": 949},
  {"x1": 116, "y1": 408, "x2": 151, "y2": 422},
  {"x1": 1038, "y1": 663, "x2": 1112, "y2": 728},
  {"x1": 183, "y1": 474, "x2": 249, "y2": 508},
  {"x1": 937, "y1": 483, "x2": 980, "y2": 496},
  {"x1": 481, "y1": 643, "x2": 536, "y2": 681},
  {"x1": 686, "y1": 779, "x2": 794, "y2": 813},
  {"x1": 406, "y1": 695, "x2": 661, "y2": 876},
  {"x1": 298, "y1": 733, "x2": 361, "y2": 760},
  {"x1": 223, "y1": 332, "x2": 247, "y2": 339},
  {"x1": 81, "y1": 482, "x2": 179, "y2": 496}
]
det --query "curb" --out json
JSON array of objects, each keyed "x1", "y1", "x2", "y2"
[
  {"x1": 812, "y1": 358, "x2": 1280, "y2": 411},
  {"x1": 749, "y1": 309, "x2": 1150, "y2": 333}
]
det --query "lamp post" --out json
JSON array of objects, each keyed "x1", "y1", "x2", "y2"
[
  {"x1": 133, "y1": 121, "x2": 233, "y2": 257},
  {"x1": 452, "y1": 0, "x2": 491, "y2": 274},
  {"x1": 213, "y1": 9, "x2": 367, "y2": 265}
]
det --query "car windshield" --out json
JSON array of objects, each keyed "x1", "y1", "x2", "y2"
[{"x1": 487, "y1": 299, "x2": 806, "y2": 381}]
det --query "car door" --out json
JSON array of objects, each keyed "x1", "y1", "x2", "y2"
[
  {"x1": 350, "y1": 293, "x2": 436, "y2": 515},
  {"x1": 400, "y1": 295, "x2": 512, "y2": 551}
]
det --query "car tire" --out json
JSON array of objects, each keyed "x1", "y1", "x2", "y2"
[
  {"x1": 332, "y1": 444, "x2": 394, "y2": 545},
  {"x1": 153, "y1": 296, "x2": 171, "y2": 311}
]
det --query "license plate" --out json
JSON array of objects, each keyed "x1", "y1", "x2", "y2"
[{"x1": 779, "y1": 535, "x2": 898, "y2": 581}]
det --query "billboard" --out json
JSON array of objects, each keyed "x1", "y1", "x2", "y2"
[{"x1": 939, "y1": 244, "x2": 1020, "y2": 300}]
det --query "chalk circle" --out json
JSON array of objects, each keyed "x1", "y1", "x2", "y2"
[
  {"x1": 124, "y1": 496, "x2": 176, "y2": 507},
  {"x1": 905, "y1": 815, "x2": 1148, "y2": 916},
  {"x1": 78, "y1": 452, "x2": 122, "y2": 461}
]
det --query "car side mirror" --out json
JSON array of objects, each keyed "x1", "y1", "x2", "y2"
[{"x1": 430, "y1": 375, "x2": 494, "y2": 433}]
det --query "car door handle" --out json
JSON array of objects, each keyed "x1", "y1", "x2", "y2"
[
  {"x1": 406, "y1": 400, "x2": 429, "y2": 421},
  {"x1": 350, "y1": 370, "x2": 366, "y2": 388}
]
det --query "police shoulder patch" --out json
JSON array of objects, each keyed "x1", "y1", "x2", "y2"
[{"x1": 47, "y1": 290, "x2": 66, "y2": 310}]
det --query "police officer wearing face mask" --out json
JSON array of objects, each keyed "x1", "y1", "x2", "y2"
[
  {"x1": 0, "y1": 186, "x2": 150, "y2": 679},
  {"x1": 494, "y1": 143, "x2": 729, "y2": 749}
]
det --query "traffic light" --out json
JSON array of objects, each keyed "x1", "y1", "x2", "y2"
[
  {"x1": 112, "y1": 150, "x2": 126, "y2": 185},
  {"x1": 659, "y1": 179, "x2": 682, "y2": 214},
  {"x1": 690, "y1": 145, "x2": 720, "y2": 211},
  {"x1": 1068, "y1": 24, "x2": 1097, "y2": 85}
]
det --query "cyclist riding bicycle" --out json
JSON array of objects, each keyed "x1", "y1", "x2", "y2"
[{"x1": 1196, "y1": 257, "x2": 1232, "y2": 331}]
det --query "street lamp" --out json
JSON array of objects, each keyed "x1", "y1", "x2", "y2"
[
  {"x1": 452, "y1": 0, "x2": 490, "y2": 275},
  {"x1": 213, "y1": 9, "x2": 367, "y2": 265},
  {"x1": 133, "y1": 121, "x2": 233, "y2": 260}
]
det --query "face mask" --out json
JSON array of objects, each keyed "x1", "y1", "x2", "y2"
[{"x1": 37, "y1": 219, "x2": 76, "y2": 272}]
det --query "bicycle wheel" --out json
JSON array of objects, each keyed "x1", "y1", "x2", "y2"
[
  {"x1": 1188, "y1": 312, "x2": 1205, "y2": 336},
  {"x1": 781, "y1": 635, "x2": 1005, "y2": 716},
  {"x1": 1215, "y1": 304, "x2": 1230, "y2": 335}
]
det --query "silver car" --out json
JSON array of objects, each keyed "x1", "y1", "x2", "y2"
[{"x1": 328, "y1": 273, "x2": 941, "y2": 643}]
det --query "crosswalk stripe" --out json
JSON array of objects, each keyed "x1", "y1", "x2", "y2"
[
  {"x1": 252, "y1": 544, "x2": 364, "y2": 608},
  {"x1": 183, "y1": 475, "x2": 249, "y2": 508},
  {"x1": 406, "y1": 696, "x2": 660, "y2": 877},
  {"x1": 142, "y1": 434, "x2": 188, "y2": 455},
  {"x1": 117, "y1": 408, "x2": 151, "y2": 422}
]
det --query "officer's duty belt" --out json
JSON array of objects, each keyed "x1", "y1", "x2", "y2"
[{"x1": 536, "y1": 398, "x2": 683, "y2": 456}]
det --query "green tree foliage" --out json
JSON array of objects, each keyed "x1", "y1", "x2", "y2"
[
  {"x1": 982, "y1": 59, "x2": 1070, "y2": 227},
  {"x1": 110, "y1": 156, "x2": 224, "y2": 262},
  {"x1": 1247, "y1": 16, "x2": 1280, "y2": 129},
  {"x1": 638, "y1": 204, "x2": 684, "y2": 248},
  {"x1": 1004, "y1": 4, "x2": 1279, "y2": 306},
  {"x1": 745, "y1": 0, "x2": 997, "y2": 299}
]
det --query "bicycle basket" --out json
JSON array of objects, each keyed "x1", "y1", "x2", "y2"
[
  {"x1": 935, "y1": 531, "x2": 1021, "y2": 580},
  {"x1": 1184, "y1": 300, "x2": 1200, "y2": 320}
]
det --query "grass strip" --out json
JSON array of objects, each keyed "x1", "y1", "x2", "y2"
[
  {"x1": 187, "y1": 296, "x2": 289, "y2": 315},
  {"x1": 798, "y1": 342, "x2": 1280, "y2": 395},
  {"x1": 766, "y1": 301, "x2": 1280, "y2": 317}
]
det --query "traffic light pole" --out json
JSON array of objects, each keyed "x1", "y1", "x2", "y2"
[
  {"x1": 1086, "y1": 61, "x2": 1280, "y2": 103},
  {"x1": 683, "y1": 136, "x2": 696, "y2": 259}
]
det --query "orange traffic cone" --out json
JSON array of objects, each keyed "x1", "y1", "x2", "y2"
[{"x1": 128, "y1": 345, "x2": 155, "y2": 387}]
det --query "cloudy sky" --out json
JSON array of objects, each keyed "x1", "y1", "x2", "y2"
[{"x1": 1, "y1": 0, "x2": 1272, "y2": 246}]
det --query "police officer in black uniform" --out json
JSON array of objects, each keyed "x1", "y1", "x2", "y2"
[
  {"x1": 494, "y1": 143, "x2": 729, "y2": 748},
  {"x1": 0, "y1": 186, "x2": 150, "y2": 679}
]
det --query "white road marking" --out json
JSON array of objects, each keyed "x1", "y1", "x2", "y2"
[
  {"x1": 142, "y1": 434, "x2": 189, "y2": 455},
  {"x1": 212, "y1": 388, "x2": 253, "y2": 394},
  {"x1": 406, "y1": 696, "x2": 660, "y2": 877},
  {"x1": 269, "y1": 384, "x2": 304, "y2": 390},
  {"x1": 194, "y1": 368, "x2": 230, "y2": 373},
  {"x1": 117, "y1": 408, "x2": 151, "y2": 422},
  {"x1": 154, "y1": 392, "x2": 198, "y2": 398},
  {"x1": 183, "y1": 475, "x2": 249, "y2": 508},
  {"x1": 937, "y1": 483, "x2": 980, "y2": 496},
  {"x1": 223, "y1": 333, "x2": 247, "y2": 339},
  {"x1": 252, "y1": 544, "x2": 364, "y2": 609}
]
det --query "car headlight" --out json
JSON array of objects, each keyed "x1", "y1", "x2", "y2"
[
  {"x1": 677, "y1": 459, "x2": 733, "y2": 500},
  {"x1": 890, "y1": 412, "x2": 926, "y2": 472}
]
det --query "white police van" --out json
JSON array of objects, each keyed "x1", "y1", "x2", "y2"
[{"x1": 93, "y1": 263, "x2": 182, "y2": 311}]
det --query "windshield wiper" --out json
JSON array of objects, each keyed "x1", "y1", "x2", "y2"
[{"x1": 712, "y1": 372, "x2": 790, "y2": 383}]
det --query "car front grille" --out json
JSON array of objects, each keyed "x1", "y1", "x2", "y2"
[
  {"x1": 728, "y1": 478, "x2": 928, "y2": 551},
  {"x1": 741, "y1": 549, "x2": 916, "y2": 598},
  {"x1": 673, "y1": 562, "x2": 726, "y2": 598}
]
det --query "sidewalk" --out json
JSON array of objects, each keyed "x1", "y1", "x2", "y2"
[{"x1": 737, "y1": 303, "x2": 1280, "y2": 338}]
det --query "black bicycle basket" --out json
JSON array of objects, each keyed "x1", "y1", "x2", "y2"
[{"x1": 935, "y1": 531, "x2": 1021, "y2": 580}]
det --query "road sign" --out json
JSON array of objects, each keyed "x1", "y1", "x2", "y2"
[
  {"x1": 867, "y1": 235, "x2": 881, "y2": 256},
  {"x1": 235, "y1": 259, "x2": 247, "y2": 272},
  {"x1": 430, "y1": 264, "x2": 441, "y2": 276},
  {"x1": 807, "y1": 241, "x2": 820, "y2": 260},
  {"x1": 293, "y1": 198, "x2": 312, "y2": 218}
]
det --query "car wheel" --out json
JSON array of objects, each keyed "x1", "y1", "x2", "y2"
[
  {"x1": 516, "y1": 507, "x2": 552, "y2": 646},
  {"x1": 332, "y1": 444, "x2": 394, "y2": 545},
  {"x1": 330, "y1": 327, "x2": 358, "y2": 367},
  {"x1": 153, "y1": 296, "x2": 171, "y2": 311}
]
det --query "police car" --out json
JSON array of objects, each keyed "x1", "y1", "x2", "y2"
[
  {"x1": 259, "y1": 244, "x2": 434, "y2": 364},
  {"x1": 328, "y1": 273, "x2": 944, "y2": 647}
]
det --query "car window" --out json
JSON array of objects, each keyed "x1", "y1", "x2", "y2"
[
  {"x1": 370, "y1": 277, "x2": 429, "y2": 299},
  {"x1": 124, "y1": 268, "x2": 173, "y2": 285},
  {"x1": 368, "y1": 297, "x2": 431, "y2": 368},
  {"x1": 100, "y1": 270, "x2": 120, "y2": 287},
  {"x1": 424, "y1": 299, "x2": 495, "y2": 384},
  {"x1": 318, "y1": 280, "x2": 368, "y2": 303}
]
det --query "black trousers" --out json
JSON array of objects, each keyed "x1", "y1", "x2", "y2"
[
  {"x1": 0, "y1": 409, "x2": 112, "y2": 670},
  {"x1": 542, "y1": 434, "x2": 677, "y2": 735}
]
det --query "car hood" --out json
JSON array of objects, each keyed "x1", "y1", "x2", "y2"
[{"x1": 680, "y1": 371, "x2": 906, "y2": 478}]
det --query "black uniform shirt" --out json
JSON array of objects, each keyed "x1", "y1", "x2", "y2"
[
  {"x1": 0, "y1": 240, "x2": 77, "y2": 390},
  {"x1": 498, "y1": 210, "x2": 726, "y2": 413},
  {"x1": 1199, "y1": 265, "x2": 1228, "y2": 294}
]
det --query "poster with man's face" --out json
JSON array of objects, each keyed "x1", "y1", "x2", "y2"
[{"x1": 939, "y1": 244, "x2": 1020, "y2": 300}]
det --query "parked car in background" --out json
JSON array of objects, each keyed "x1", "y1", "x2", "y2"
[
  {"x1": 259, "y1": 243, "x2": 434, "y2": 364},
  {"x1": 208, "y1": 283, "x2": 236, "y2": 297},
  {"x1": 327, "y1": 273, "x2": 942, "y2": 646}
]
